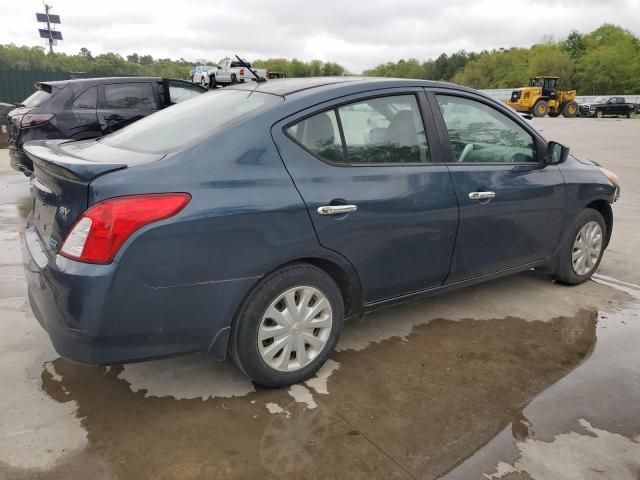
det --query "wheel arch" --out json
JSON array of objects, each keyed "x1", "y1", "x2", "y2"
[
  {"x1": 209, "y1": 255, "x2": 363, "y2": 362},
  {"x1": 585, "y1": 199, "x2": 613, "y2": 247}
]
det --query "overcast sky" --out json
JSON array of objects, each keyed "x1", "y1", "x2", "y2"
[{"x1": 1, "y1": 0, "x2": 639, "y2": 72}]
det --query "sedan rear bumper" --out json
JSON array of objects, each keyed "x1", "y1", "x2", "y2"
[{"x1": 22, "y1": 221, "x2": 257, "y2": 364}]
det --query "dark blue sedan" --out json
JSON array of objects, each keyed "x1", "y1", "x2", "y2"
[{"x1": 22, "y1": 78, "x2": 620, "y2": 387}]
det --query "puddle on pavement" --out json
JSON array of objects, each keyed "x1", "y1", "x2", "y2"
[{"x1": 1, "y1": 309, "x2": 603, "y2": 480}]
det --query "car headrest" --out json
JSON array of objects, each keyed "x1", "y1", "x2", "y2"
[
  {"x1": 384, "y1": 110, "x2": 417, "y2": 147},
  {"x1": 303, "y1": 112, "x2": 335, "y2": 149}
]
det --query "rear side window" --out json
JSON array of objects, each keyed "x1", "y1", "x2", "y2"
[
  {"x1": 167, "y1": 80, "x2": 203, "y2": 104},
  {"x1": 104, "y1": 83, "x2": 156, "y2": 110},
  {"x1": 338, "y1": 96, "x2": 429, "y2": 164},
  {"x1": 73, "y1": 86, "x2": 97, "y2": 109},
  {"x1": 287, "y1": 94, "x2": 430, "y2": 165},
  {"x1": 22, "y1": 89, "x2": 52, "y2": 107},
  {"x1": 287, "y1": 110, "x2": 345, "y2": 164},
  {"x1": 103, "y1": 89, "x2": 282, "y2": 153}
]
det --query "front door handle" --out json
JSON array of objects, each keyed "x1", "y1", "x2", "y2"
[
  {"x1": 468, "y1": 191, "x2": 496, "y2": 201},
  {"x1": 317, "y1": 205, "x2": 358, "y2": 216}
]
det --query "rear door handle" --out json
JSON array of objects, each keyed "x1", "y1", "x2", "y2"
[
  {"x1": 468, "y1": 191, "x2": 496, "y2": 201},
  {"x1": 317, "y1": 205, "x2": 358, "y2": 216}
]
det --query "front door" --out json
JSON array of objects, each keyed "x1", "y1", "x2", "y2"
[
  {"x1": 430, "y1": 92, "x2": 566, "y2": 283},
  {"x1": 272, "y1": 90, "x2": 459, "y2": 304},
  {"x1": 97, "y1": 82, "x2": 158, "y2": 134}
]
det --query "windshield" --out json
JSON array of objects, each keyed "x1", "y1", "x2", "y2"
[
  {"x1": 102, "y1": 89, "x2": 282, "y2": 154},
  {"x1": 22, "y1": 89, "x2": 53, "y2": 107},
  {"x1": 593, "y1": 97, "x2": 610, "y2": 104}
]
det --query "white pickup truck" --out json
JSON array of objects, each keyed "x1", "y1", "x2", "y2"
[{"x1": 205, "y1": 59, "x2": 267, "y2": 88}]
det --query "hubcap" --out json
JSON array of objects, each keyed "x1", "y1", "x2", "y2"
[
  {"x1": 258, "y1": 286, "x2": 333, "y2": 372},
  {"x1": 572, "y1": 221, "x2": 603, "y2": 276}
]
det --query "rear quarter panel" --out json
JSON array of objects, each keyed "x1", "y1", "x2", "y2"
[{"x1": 87, "y1": 112, "x2": 360, "y2": 344}]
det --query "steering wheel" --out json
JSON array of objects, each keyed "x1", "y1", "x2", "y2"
[{"x1": 458, "y1": 143, "x2": 473, "y2": 162}]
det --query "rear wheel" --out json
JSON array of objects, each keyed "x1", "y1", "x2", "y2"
[
  {"x1": 554, "y1": 209, "x2": 607, "y2": 285},
  {"x1": 229, "y1": 263, "x2": 344, "y2": 387},
  {"x1": 231, "y1": 74, "x2": 238, "y2": 84},
  {"x1": 562, "y1": 101, "x2": 578, "y2": 118},
  {"x1": 210, "y1": 75, "x2": 217, "y2": 89},
  {"x1": 532, "y1": 100, "x2": 549, "y2": 117}
]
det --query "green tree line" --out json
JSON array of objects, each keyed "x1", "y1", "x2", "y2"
[
  {"x1": 363, "y1": 24, "x2": 640, "y2": 94},
  {"x1": 0, "y1": 45, "x2": 346, "y2": 79}
]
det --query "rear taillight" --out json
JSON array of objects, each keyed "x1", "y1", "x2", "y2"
[
  {"x1": 240, "y1": 68, "x2": 245, "y2": 76},
  {"x1": 60, "y1": 193, "x2": 191, "y2": 264},
  {"x1": 21, "y1": 113, "x2": 54, "y2": 128}
]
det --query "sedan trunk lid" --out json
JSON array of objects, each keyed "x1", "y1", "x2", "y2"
[{"x1": 23, "y1": 139, "x2": 163, "y2": 255}]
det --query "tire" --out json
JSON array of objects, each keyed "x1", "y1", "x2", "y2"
[
  {"x1": 210, "y1": 76, "x2": 217, "y2": 89},
  {"x1": 201, "y1": 77, "x2": 207, "y2": 88},
  {"x1": 627, "y1": 110, "x2": 636, "y2": 119},
  {"x1": 548, "y1": 109, "x2": 561, "y2": 118},
  {"x1": 596, "y1": 110, "x2": 603, "y2": 119},
  {"x1": 554, "y1": 209, "x2": 607, "y2": 285},
  {"x1": 532, "y1": 100, "x2": 549, "y2": 117},
  {"x1": 231, "y1": 74, "x2": 238, "y2": 84},
  {"x1": 229, "y1": 263, "x2": 344, "y2": 387},
  {"x1": 562, "y1": 101, "x2": 578, "y2": 118}
]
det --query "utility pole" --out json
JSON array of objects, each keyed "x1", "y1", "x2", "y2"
[{"x1": 36, "y1": 3, "x2": 62, "y2": 54}]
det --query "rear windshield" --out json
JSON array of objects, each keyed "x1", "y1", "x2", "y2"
[
  {"x1": 22, "y1": 89, "x2": 54, "y2": 107},
  {"x1": 102, "y1": 89, "x2": 282, "y2": 154}
]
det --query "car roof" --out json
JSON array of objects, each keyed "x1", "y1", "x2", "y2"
[
  {"x1": 229, "y1": 76, "x2": 479, "y2": 98},
  {"x1": 37, "y1": 77, "x2": 165, "y2": 89}
]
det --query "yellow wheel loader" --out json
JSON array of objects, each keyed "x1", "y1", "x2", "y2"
[{"x1": 507, "y1": 76, "x2": 578, "y2": 118}]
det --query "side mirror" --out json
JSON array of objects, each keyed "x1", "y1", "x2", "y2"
[{"x1": 547, "y1": 141, "x2": 570, "y2": 165}]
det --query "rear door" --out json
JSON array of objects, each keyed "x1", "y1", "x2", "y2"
[
  {"x1": 61, "y1": 85, "x2": 101, "y2": 140},
  {"x1": 272, "y1": 89, "x2": 459, "y2": 304},
  {"x1": 97, "y1": 82, "x2": 158, "y2": 134},
  {"x1": 428, "y1": 91, "x2": 565, "y2": 283}
]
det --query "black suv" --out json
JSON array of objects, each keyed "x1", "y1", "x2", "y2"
[{"x1": 7, "y1": 77, "x2": 206, "y2": 175}]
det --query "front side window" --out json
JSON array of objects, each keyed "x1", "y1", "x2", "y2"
[
  {"x1": 287, "y1": 94, "x2": 430, "y2": 165},
  {"x1": 436, "y1": 95, "x2": 536, "y2": 163},
  {"x1": 104, "y1": 83, "x2": 156, "y2": 110}
]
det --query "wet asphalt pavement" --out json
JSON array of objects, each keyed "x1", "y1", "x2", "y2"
[{"x1": 1, "y1": 117, "x2": 639, "y2": 479}]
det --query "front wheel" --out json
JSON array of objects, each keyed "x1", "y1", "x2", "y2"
[
  {"x1": 627, "y1": 111, "x2": 636, "y2": 119},
  {"x1": 532, "y1": 100, "x2": 549, "y2": 117},
  {"x1": 209, "y1": 76, "x2": 217, "y2": 89},
  {"x1": 596, "y1": 110, "x2": 604, "y2": 119},
  {"x1": 229, "y1": 264, "x2": 344, "y2": 387},
  {"x1": 554, "y1": 209, "x2": 607, "y2": 285},
  {"x1": 200, "y1": 77, "x2": 207, "y2": 88}
]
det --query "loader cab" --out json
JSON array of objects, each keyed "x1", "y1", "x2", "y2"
[{"x1": 530, "y1": 76, "x2": 559, "y2": 99}]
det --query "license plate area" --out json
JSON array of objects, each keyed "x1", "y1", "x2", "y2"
[{"x1": 33, "y1": 198, "x2": 57, "y2": 244}]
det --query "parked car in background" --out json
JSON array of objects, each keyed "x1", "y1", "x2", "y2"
[
  {"x1": 0, "y1": 102, "x2": 13, "y2": 147},
  {"x1": 22, "y1": 77, "x2": 619, "y2": 388},
  {"x1": 205, "y1": 59, "x2": 268, "y2": 87},
  {"x1": 189, "y1": 65, "x2": 218, "y2": 87},
  {"x1": 6, "y1": 77, "x2": 206, "y2": 175},
  {"x1": 579, "y1": 96, "x2": 639, "y2": 118}
]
